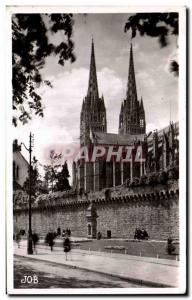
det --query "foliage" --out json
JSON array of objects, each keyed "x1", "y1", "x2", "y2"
[
  {"x1": 123, "y1": 178, "x2": 130, "y2": 187},
  {"x1": 35, "y1": 189, "x2": 76, "y2": 206},
  {"x1": 125, "y1": 13, "x2": 179, "y2": 76},
  {"x1": 12, "y1": 14, "x2": 75, "y2": 126},
  {"x1": 43, "y1": 151, "x2": 71, "y2": 192},
  {"x1": 157, "y1": 171, "x2": 168, "y2": 184},
  {"x1": 124, "y1": 170, "x2": 170, "y2": 188},
  {"x1": 129, "y1": 177, "x2": 140, "y2": 187},
  {"x1": 43, "y1": 150, "x2": 63, "y2": 191},
  {"x1": 146, "y1": 172, "x2": 159, "y2": 186},
  {"x1": 167, "y1": 163, "x2": 179, "y2": 180},
  {"x1": 13, "y1": 189, "x2": 29, "y2": 206},
  {"x1": 79, "y1": 187, "x2": 84, "y2": 196},
  {"x1": 139, "y1": 175, "x2": 147, "y2": 186},
  {"x1": 55, "y1": 161, "x2": 71, "y2": 191},
  {"x1": 104, "y1": 188, "x2": 111, "y2": 200},
  {"x1": 23, "y1": 156, "x2": 41, "y2": 197}
]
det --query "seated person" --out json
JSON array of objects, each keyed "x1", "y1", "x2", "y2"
[
  {"x1": 143, "y1": 229, "x2": 149, "y2": 240},
  {"x1": 134, "y1": 227, "x2": 142, "y2": 240},
  {"x1": 140, "y1": 227, "x2": 149, "y2": 240}
]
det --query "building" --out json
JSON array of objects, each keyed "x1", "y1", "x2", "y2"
[
  {"x1": 14, "y1": 41, "x2": 179, "y2": 240},
  {"x1": 73, "y1": 40, "x2": 179, "y2": 193},
  {"x1": 13, "y1": 139, "x2": 29, "y2": 189}
]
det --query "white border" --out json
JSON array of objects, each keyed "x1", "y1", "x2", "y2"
[{"x1": 6, "y1": 5, "x2": 186, "y2": 295}]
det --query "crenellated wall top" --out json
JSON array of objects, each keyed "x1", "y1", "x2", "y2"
[{"x1": 14, "y1": 180, "x2": 179, "y2": 212}]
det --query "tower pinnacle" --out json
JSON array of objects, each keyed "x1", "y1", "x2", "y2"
[{"x1": 87, "y1": 39, "x2": 99, "y2": 99}]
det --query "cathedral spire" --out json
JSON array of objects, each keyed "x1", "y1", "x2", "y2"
[
  {"x1": 87, "y1": 39, "x2": 99, "y2": 99},
  {"x1": 126, "y1": 43, "x2": 137, "y2": 105},
  {"x1": 140, "y1": 96, "x2": 144, "y2": 110},
  {"x1": 80, "y1": 39, "x2": 107, "y2": 146},
  {"x1": 119, "y1": 43, "x2": 146, "y2": 135}
]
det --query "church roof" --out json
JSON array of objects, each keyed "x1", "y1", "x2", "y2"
[{"x1": 92, "y1": 132, "x2": 145, "y2": 145}]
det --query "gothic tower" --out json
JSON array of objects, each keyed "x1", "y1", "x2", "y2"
[
  {"x1": 80, "y1": 40, "x2": 107, "y2": 146},
  {"x1": 119, "y1": 43, "x2": 146, "y2": 135}
]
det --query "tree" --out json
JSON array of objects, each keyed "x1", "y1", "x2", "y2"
[
  {"x1": 12, "y1": 14, "x2": 76, "y2": 126},
  {"x1": 43, "y1": 150, "x2": 62, "y2": 191},
  {"x1": 55, "y1": 161, "x2": 71, "y2": 191},
  {"x1": 125, "y1": 13, "x2": 178, "y2": 76},
  {"x1": 23, "y1": 156, "x2": 40, "y2": 198}
]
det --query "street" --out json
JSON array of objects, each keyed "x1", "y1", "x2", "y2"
[{"x1": 14, "y1": 256, "x2": 141, "y2": 289}]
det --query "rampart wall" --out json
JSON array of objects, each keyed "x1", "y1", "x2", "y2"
[{"x1": 14, "y1": 181, "x2": 179, "y2": 240}]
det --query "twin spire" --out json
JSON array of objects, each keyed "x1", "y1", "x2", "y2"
[
  {"x1": 80, "y1": 39, "x2": 146, "y2": 144},
  {"x1": 87, "y1": 40, "x2": 138, "y2": 105}
]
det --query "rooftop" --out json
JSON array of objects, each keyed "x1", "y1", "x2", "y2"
[{"x1": 92, "y1": 132, "x2": 145, "y2": 145}]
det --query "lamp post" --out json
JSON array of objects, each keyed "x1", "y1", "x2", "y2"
[{"x1": 21, "y1": 132, "x2": 34, "y2": 254}]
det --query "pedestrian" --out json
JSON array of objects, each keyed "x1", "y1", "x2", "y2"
[
  {"x1": 63, "y1": 234, "x2": 71, "y2": 261},
  {"x1": 57, "y1": 227, "x2": 61, "y2": 236},
  {"x1": 166, "y1": 236, "x2": 176, "y2": 254},
  {"x1": 137, "y1": 227, "x2": 142, "y2": 240},
  {"x1": 143, "y1": 229, "x2": 149, "y2": 240},
  {"x1": 141, "y1": 227, "x2": 148, "y2": 240},
  {"x1": 15, "y1": 232, "x2": 21, "y2": 248},
  {"x1": 45, "y1": 232, "x2": 55, "y2": 252},
  {"x1": 134, "y1": 227, "x2": 138, "y2": 239},
  {"x1": 32, "y1": 233, "x2": 39, "y2": 254},
  {"x1": 97, "y1": 231, "x2": 102, "y2": 240}
]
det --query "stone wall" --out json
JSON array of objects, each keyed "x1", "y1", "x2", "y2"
[
  {"x1": 95, "y1": 192, "x2": 179, "y2": 239},
  {"x1": 14, "y1": 204, "x2": 88, "y2": 238},
  {"x1": 14, "y1": 181, "x2": 179, "y2": 240}
]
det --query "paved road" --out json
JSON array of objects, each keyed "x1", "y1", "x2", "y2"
[{"x1": 14, "y1": 256, "x2": 141, "y2": 289}]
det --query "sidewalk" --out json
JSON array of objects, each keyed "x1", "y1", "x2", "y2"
[{"x1": 14, "y1": 241, "x2": 179, "y2": 288}]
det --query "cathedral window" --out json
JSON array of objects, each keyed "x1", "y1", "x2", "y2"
[{"x1": 140, "y1": 119, "x2": 144, "y2": 128}]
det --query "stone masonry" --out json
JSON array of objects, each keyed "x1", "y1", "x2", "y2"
[{"x1": 14, "y1": 180, "x2": 179, "y2": 240}]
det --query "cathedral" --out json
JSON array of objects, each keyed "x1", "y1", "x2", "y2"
[
  {"x1": 72, "y1": 40, "x2": 179, "y2": 192},
  {"x1": 13, "y1": 39, "x2": 180, "y2": 242}
]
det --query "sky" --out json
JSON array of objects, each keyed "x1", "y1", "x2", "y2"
[{"x1": 13, "y1": 13, "x2": 178, "y2": 179}]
